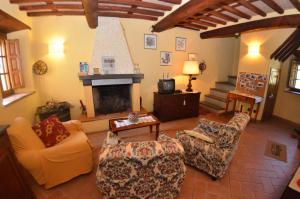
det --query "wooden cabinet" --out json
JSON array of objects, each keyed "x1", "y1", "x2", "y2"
[
  {"x1": 0, "y1": 126, "x2": 35, "y2": 199},
  {"x1": 153, "y1": 92, "x2": 200, "y2": 122}
]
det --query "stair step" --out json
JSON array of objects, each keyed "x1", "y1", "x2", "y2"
[
  {"x1": 200, "y1": 101, "x2": 225, "y2": 114},
  {"x1": 215, "y1": 81, "x2": 236, "y2": 91},
  {"x1": 210, "y1": 88, "x2": 229, "y2": 93},
  {"x1": 216, "y1": 81, "x2": 235, "y2": 86},
  {"x1": 205, "y1": 94, "x2": 227, "y2": 102},
  {"x1": 200, "y1": 101, "x2": 224, "y2": 110},
  {"x1": 228, "y1": 75, "x2": 237, "y2": 79}
]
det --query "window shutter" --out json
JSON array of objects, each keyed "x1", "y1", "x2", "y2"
[{"x1": 5, "y1": 39, "x2": 24, "y2": 89}]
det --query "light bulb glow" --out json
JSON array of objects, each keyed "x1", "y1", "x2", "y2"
[
  {"x1": 49, "y1": 38, "x2": 64, "y2": 57},
  {"x1": 248, "y1": 42, "x2": 260, "y2": 57}
]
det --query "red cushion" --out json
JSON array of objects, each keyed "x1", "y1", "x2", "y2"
[{"x1": 32, "y1": 116, "x2": 70, "y2": 147}]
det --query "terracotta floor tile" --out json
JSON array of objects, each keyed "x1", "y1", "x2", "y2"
[{"x1": 28, "y1": 114, "x2": 299, "y2": 199}]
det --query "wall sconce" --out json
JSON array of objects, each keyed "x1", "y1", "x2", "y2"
[
  {"x1": 49, "y1": 38, "x2": 64, "y2": 57},
  {"x1": 248, "y1": 42, "x2": 260, "y2": 57}
]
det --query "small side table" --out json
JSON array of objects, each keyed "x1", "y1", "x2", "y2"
[
  {"x1": 226, "y1": 90, "x2": 263, "y2": 121},
  {"x1": 109, "y1": 114, "x2": 161, "y2": 140},
  {"x1": 36, "y1": 102, "x2": 71, "y2": 122}
]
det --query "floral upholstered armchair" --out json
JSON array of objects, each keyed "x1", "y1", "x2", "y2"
[
  {"x1": 96, "y1": 134, "x2": 186, "y2": 199},
  {"x1": 176, "y1": 113, "x2": 250, "y2": 179}
]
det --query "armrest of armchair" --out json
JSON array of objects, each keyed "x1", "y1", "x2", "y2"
[{"x1": 63, "y1": 120, "x2": 83, "y2": 133}]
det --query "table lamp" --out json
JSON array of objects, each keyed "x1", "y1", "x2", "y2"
[{"x1": 182, "y1": 61, "x2": 199, "y2": 92}]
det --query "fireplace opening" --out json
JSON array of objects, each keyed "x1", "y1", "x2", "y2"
[{"x1": 92, "y1": 84, "x2": 131, "y2": 115}]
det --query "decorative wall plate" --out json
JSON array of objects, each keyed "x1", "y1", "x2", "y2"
[{"x1": 33, "y1": 60, "x2": 48, "y2": 75}]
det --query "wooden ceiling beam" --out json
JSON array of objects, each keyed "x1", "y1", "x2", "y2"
[
  {"x1": 158, "y1": 0, "x2": 182, "y2": 4},
  {"x1": 222, "y1": 5, "x2": 251, "y2": 19},
  {"x1": 99, "y1": 5, "x2": 164, "y2": 16},
  {"x1": 276, "y1": 29, "x2": 300, "y2": 61},
  {"x1": 239, "y1": 0, "x2": 266, "y2": 17},
  {"x1": 279, "y1": 39, "x2": 300, "y2": 61},
  {"x1": 210, "y1": 11, "x2": 238, "y2": 22},
  {"x1": 152, "y1": 0, "x2": 236, "y2": 32},
  {"x1": 97, "y1": 12, "x2": 157, "y2": 21},
  {"x1": 27, "y1": 10, "x2": 84, "y2": 16},
  {"x1": 271, "y1": 28, "x2": 300, "y2": 59},
  {"x1": 0, "y1": 9, "x2": 31, "y2": 33},
  {"x1": 99, "y1": 0, "x2": 172, "y2": 11},
  {"x1": 200, "y1": 14, "x2": 300, "y2": 39},
  {"x1": 10, "y1": 0, "x2": 81, "y2": 3},
  {"x1": 82, "y1": 0, "x2": 98, "y2": 29},
  {"x1": 261, "y1": 0, "x2": 284, "y2": 14},
  {"x1": 19, "y1": 4, "x2": 83, "y2": 11},
  {"x1": 290, "y1": 0, "x2": 300, "y2": 11}
]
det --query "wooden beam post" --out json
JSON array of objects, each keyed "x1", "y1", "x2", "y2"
[
  {"x1": 200, "y1": 14, "x2": 300, "y2": 39},
  {"x1": 82, "y1": 0, "x2": 98, "y2": 29}
]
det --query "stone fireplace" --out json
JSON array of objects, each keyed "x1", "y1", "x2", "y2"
[
  {"x1": 78, "y1": 18, "x2": 144, "y2": 121},
  {"x1": 79, "y1": 74, "x2": 144, "y2": 118}
]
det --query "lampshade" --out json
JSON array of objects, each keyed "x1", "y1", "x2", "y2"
[{"x1": 182, "y1": 61, "x2": 199, "y2": 75}]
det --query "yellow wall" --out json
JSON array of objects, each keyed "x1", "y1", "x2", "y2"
[
  {"x1": 0, "y1": 1, "x2": 40, "y2": 124},
  {"x1": 31, "y1": 16, "x2": 95, "y2": 119},
  {"x1": 237, "y1": 28, "x2": 298, "y2": 121},
  {"x1": 31, "y1": 17, "x2": 239, "y2": 118},
  {"x1": 273, "y1": 57, "x2": 300, "y2": 124}
]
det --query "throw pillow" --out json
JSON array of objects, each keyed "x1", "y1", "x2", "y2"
[
  {"x1": 32, "y1": 116, "x2": 70, "y2": 147},
  {"x1": 184, "y1": 130, "x2": 214, "y2": 143}
]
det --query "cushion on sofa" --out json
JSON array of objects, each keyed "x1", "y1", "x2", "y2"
[
  {"x1": 195, "y1": 118, "x2": 225, "y2": 134},
  {"x1": 32, "y1": 116, "x2": 70, "y2": 147},
  {"x1": 183, "y1": 130, "x2": 214, "y2": 143}
]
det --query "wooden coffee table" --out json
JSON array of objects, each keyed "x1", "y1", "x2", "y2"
[{"x1": 109, "y1": 114, "x2": 161, "y2": 140}]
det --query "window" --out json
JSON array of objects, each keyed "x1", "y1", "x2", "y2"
[
  {"x1": 288, "y1": 58, "x2": 300, "y2": 93},
  {"x1": 0, "y1": 39, "x2": 13, "y2": 97},
  {"x1": 0, "y1": 37, "x2": 23, "y2": 98}
]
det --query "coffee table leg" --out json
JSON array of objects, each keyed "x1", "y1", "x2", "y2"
[
  {"x1": 150, "y1": 125, "x2": 153, "y2": 133},
  {"x1": 156, "y1": 124, "x2": 160, "y2": 140},
  {"x1": 114, "y1": 131, "x2": 118, "y2": 136}
]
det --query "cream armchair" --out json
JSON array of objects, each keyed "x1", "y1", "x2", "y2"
[{"x1": 7, "y1": 117, "x2": 93, "y2": 189}]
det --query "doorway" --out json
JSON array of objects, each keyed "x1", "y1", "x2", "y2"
[{"x1": 262, "y1": 67, "x2": 281, "y2": 121}]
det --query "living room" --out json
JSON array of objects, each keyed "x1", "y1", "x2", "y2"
[{"x1": 0, "y1": 0, "x2": 300, "y2": 198}]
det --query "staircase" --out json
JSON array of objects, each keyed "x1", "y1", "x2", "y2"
[{"x1": 200, "y1": 75, "x2": 237, "y2": 113}]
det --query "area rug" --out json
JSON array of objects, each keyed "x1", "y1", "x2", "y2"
[{"x1": 265, "y1": 140, "x2": 287, "y2": 162}]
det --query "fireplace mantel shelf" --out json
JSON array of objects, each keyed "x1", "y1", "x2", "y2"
[{"x1": 79, "y1": 73, "x2": 144, "y2": 86}]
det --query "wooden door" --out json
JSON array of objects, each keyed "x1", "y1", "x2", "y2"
[
  {"x1": 5, "y1": 39, "x2": 23, "y2": 89},
  {"x1": 262, "y1": 68, "x2": 281, "y2": 121}
]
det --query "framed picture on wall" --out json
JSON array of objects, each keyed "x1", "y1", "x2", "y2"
[
  {"x1": 188, "y1": 53, "x2": 198, "y2": 61},
  {"x1": 144, "y1": 34, "x2": 157, "y2": 49},
  {"x1": 101, "y1": 56, "x2": 115, "y2": 74},
  {"x1": 175, "y1": 37, "x2": 186, "y2": 51},
  {"x1": 160, "y1": 51, "x2": 172, "y2": 66}
]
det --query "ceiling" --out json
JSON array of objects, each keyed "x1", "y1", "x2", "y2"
[
  {"x1": 9, "y1": 0, "x2": 181, "y2": 22},
  {"x1": 152, "y1": 0, "x2": 300, "y2": 33}
]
